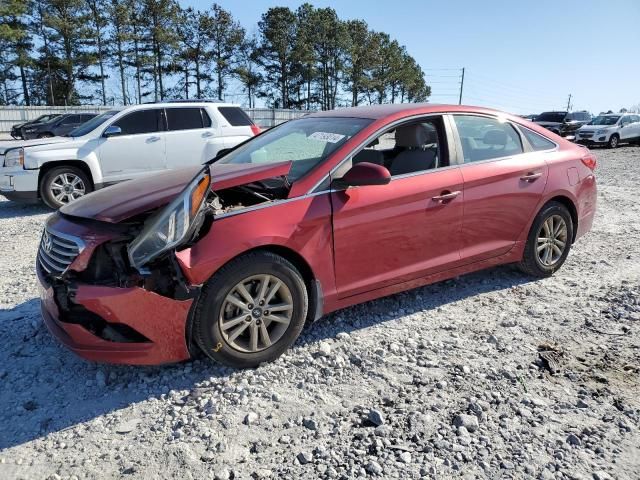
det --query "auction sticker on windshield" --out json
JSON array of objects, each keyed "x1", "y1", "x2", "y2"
[{"x1": 308, "y1": 131, "x2": 346, "y2": 143}]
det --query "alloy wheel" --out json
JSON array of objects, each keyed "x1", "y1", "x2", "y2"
[
  {"x1": 536, "y1": 214, "x2": 568, "y2": 267},
  {"x1": 218, "y1": 274, "x2": 293, "y2": 353},
  {"x1": 50, "y1": 173, "x2": 86, "y2": 204}
]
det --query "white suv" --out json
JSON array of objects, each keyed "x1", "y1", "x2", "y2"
[
  {"x1": 0, "y1": 102, "x2": 260, "y2": 208},
  {"x1": 576, "y1": 113, "x2": 640, "y2": 148}
]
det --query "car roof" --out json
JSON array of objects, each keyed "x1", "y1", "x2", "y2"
[
  {"x1": 136, "y1": 101, "x2": 240, "y2": 108},
  {"x1": 306, "y1": 103, "x2": 511, "y2": 120}
]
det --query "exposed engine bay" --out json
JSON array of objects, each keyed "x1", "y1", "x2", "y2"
[{"x1": 49, "y1": 175, "x2": 291, "y2": 305}]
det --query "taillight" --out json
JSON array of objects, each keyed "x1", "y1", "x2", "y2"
[
  {"x1": 250, "y1": 124, "x2": 261, "y2": 136},
  {"x1": 581, "y1": 152, "x2": 597, "y2": 171}
]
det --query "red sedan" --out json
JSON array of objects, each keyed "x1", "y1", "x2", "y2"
[{"x1": 37, "y1": 104, "x2": 597, "y2": 368}]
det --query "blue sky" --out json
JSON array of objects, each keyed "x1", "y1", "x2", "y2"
[{"x1": 182, "y1": 0, "x2": 640, "y2": 114}]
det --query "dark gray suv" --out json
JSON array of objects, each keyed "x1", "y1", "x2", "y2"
[
  {"x1": 534, "y1": 111, "x2": 592, "y2": 140},
  {"x1": 21, "y1": 113, "x2": 98, "y2": 139}
]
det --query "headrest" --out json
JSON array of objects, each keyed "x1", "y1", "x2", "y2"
[
  {"x1": 395, "y1": 124, "x2": 434, "y2": 148},
  {"x1": 483, "y1": 129, "x2": 507, "y2": 146}
]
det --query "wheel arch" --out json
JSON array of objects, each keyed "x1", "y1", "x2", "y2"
[
  {"x1": 184, "y1": 243, "x2": 323, "y2": 358},
  {"x1": 545, "y1": 195, "x2": 578, "y2": 243},
  {"x1": 38, "y1": 160, "x2": 95, "y2": 196},
  {"x1": 225, "y1": 244, "x2": 321, "y2": 321}
]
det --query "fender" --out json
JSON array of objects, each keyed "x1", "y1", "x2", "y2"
[
  {"x1": 174, "y1": 191, "x2": 338, "y2": 309},
  {"x1": 23, "y1": 140, "x2": 105, "y2": 186}
]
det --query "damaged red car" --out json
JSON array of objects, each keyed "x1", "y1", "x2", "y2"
[{"x1": 37, "y1": 104, "x2": 597, "y2": 368}]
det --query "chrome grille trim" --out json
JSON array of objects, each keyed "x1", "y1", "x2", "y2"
[{"x1": 37, "y1": 228, "x2": 84, "y2": 275}]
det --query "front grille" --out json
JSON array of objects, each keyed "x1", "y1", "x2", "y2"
[
  {"x1": 38, "y1": 229, "x2": 82, "y2": 275},
  {"x1": 578, "y1": 132, "x2": 594, "y2": 138}
]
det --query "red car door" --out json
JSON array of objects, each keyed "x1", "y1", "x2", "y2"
[
  {"x1": 331, "y1": 167, "x2": 464, "y2": 299},
  {"x1": 452, "y1": 115, "x2": 549, "y2": 263}
]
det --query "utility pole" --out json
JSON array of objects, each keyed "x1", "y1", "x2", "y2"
[
  {"x1": 566, "y1": 94, "x2": 572, "y2": 111},
  {"x1": 458, "y1": 67, "x2": 465, "y2": 105}
]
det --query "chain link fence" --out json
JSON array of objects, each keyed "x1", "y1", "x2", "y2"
[{"x1": 0, "y1": 106, "x2": 312, "y2": 134}]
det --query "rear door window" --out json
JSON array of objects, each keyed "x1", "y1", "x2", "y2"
[
  {"x1": 165, "y1": 107, "x2": 205, "y2": 131},
  {"x1": 61, "y1": 115, "x2": 80, "y2": 125},
  {"x1": 453, "y1": 115, "x2": 523, "y2": 162},
  {"x1": 112, "y1": 109, "x2": 163, "y2": 135},
  {"x1": 218, "y1": 106, "x2": 253, "y2": 126},
  {"x1": 521, "y1": 127, "x2": 557, "y2": 151}
]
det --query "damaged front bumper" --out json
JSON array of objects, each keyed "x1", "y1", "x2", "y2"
[{"x1": 37, "y1": 213, "x2": 196, "y2": 365}]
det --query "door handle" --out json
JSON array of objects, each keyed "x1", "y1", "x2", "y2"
[
  {"x1": 520, "y1": 172, "x2": 542, "y2": 182},
  {"x1": 202, "y1": 131, "x2": 214, "y2": 138},
  {"x1": 432, "y1": 190, "x2": 460, "y2": 203},
  {"x1": 147, "y1": 136, "x2": 161, "y2": 142}
]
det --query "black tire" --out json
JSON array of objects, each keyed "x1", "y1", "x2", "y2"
[
  {"x1": 193, "y1": 251, "x2": 308, "y2": 368},
  {"x1": 608, "y1": 134, "x2": 619, "y2": 149},
  {"x1": 40, "y1": 166, "x2": 93, "y2": 209},
  {"x1": 38, "y1": 132, "x2": 54, "y2": 138},
  {"x1": 518, "y1": 201, "x2": 574, "y2": 278}
]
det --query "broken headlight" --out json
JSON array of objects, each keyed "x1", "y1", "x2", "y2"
[{"x1": 128, "y1": 168, "x2": 211, "y2": 271}]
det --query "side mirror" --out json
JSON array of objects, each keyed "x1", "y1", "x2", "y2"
[
  {"x1": 335, "y1": 162, "x2": 391, "y2": 188},
  {"x1": 103, "y1": 125, "x2": 122, "y2": 138}
]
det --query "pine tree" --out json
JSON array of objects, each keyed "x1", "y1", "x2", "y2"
[{"x1": 209, "y1": 3, "x2": 244, "y2": 101}]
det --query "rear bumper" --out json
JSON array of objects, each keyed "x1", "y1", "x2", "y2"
[
  {"x1": 38, "y1": 267, "x2": 193, "y2": 365},
  {"x1": 575, "y1": 174, "x2": 597, "y2": 241}
]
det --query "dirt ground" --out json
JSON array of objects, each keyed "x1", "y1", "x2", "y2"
[{"x1": 0, "y1": 145, "x2": 638, "y2": 480}]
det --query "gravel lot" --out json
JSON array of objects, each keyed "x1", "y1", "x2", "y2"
[{"x1": 0, "y1": 146, "x2": 639, "y2": 480}]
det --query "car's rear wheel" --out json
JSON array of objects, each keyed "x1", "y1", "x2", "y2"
[
  {"x1": 608, "y1": 134, "x2": 619, "y2": 149},
  {"x1": 40, "y1": 166, "x2": 92, "y2": 209},
  {"x1": 193, "y1": 251, "x2": 308, "y2": 368},
  {"x1": 518, "y1": 201, "x2": 573, "y2": 277}
]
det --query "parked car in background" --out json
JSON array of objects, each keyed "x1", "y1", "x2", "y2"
[
  {"x1": 10, "y1": 114, "x2": 61, "y2": 139},
  {"x1": 35, "y1": 104, "x2": 597, "y2": 368},
  {"x1": 576, "y1": 113, "x2": 640, "y2": 148},
  {"x1": 522, "y1": 114, "x2": 537, "y2": 121},
  {"x1": 534, "y1": 111, "x2": 591, "y2": 140},
  {"x1": 21, "y1": 113, "x2": 98, "y2": 139},
  {"x1": 0, "y1": 102, "x2": 259, "y2": 208}
]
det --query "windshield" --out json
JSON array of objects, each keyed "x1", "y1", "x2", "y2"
[
  {"x1": 589, "y1": 116, "x2": 620, "y2": 126},
  {"x1": 68, "y1": 110, "x2": 119, "y2": 137},
  {"x1": 34, "y1": 114, "x2": 57, "y2": 123},
  {"x1": 536, "y1": 112, "x2": 566, "y2": 123},
  {"x1": 218, "y1": 116, "x2": 372, "y2": 182}
]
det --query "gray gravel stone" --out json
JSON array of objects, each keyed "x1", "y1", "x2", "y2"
[
  {"x1": 453, "y1": 414, "x2": 479, "y2": 432},
  {"x1": 367, "y1": 409, "x2": 385, "y2": 426},
  {"x1": 297, "y1": 451, "x2": 313, "y2": 465}
]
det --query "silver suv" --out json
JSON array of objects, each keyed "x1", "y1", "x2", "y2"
[{"x1": 576, "y1": 113, "x2": 640, "y2": 148}]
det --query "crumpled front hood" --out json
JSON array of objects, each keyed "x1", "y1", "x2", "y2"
[
  {"x1": 60, "y1": 161, "x2": 292, "y2": 224},
  {"x1": 0, "y1": 136, "x2": 70, "y2": 155}
]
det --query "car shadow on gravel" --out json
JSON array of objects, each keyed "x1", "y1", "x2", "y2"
[
  {"x1": 0, "y1": 265, "x2": 531, "y2": 451},
  {"x1": 0, "y1": 200, "x2": 50, "y2": 219},
  {"x1": 303, "y1": 264, "x2": 534, "y2": 343}
]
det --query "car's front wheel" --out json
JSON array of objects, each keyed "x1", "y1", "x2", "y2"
[
  {"x1": 518, "y1": 201, "x2": 573, "y2": 277},
  {"x1": 193, "y1": 251, "x2": 309, "y2": 368},
  {"x1": 40, "y1": 166, "x2": 92, "y2": 209},
  {"x1": 608, "y1": 134, "x2": 619, "y2": 149}
]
